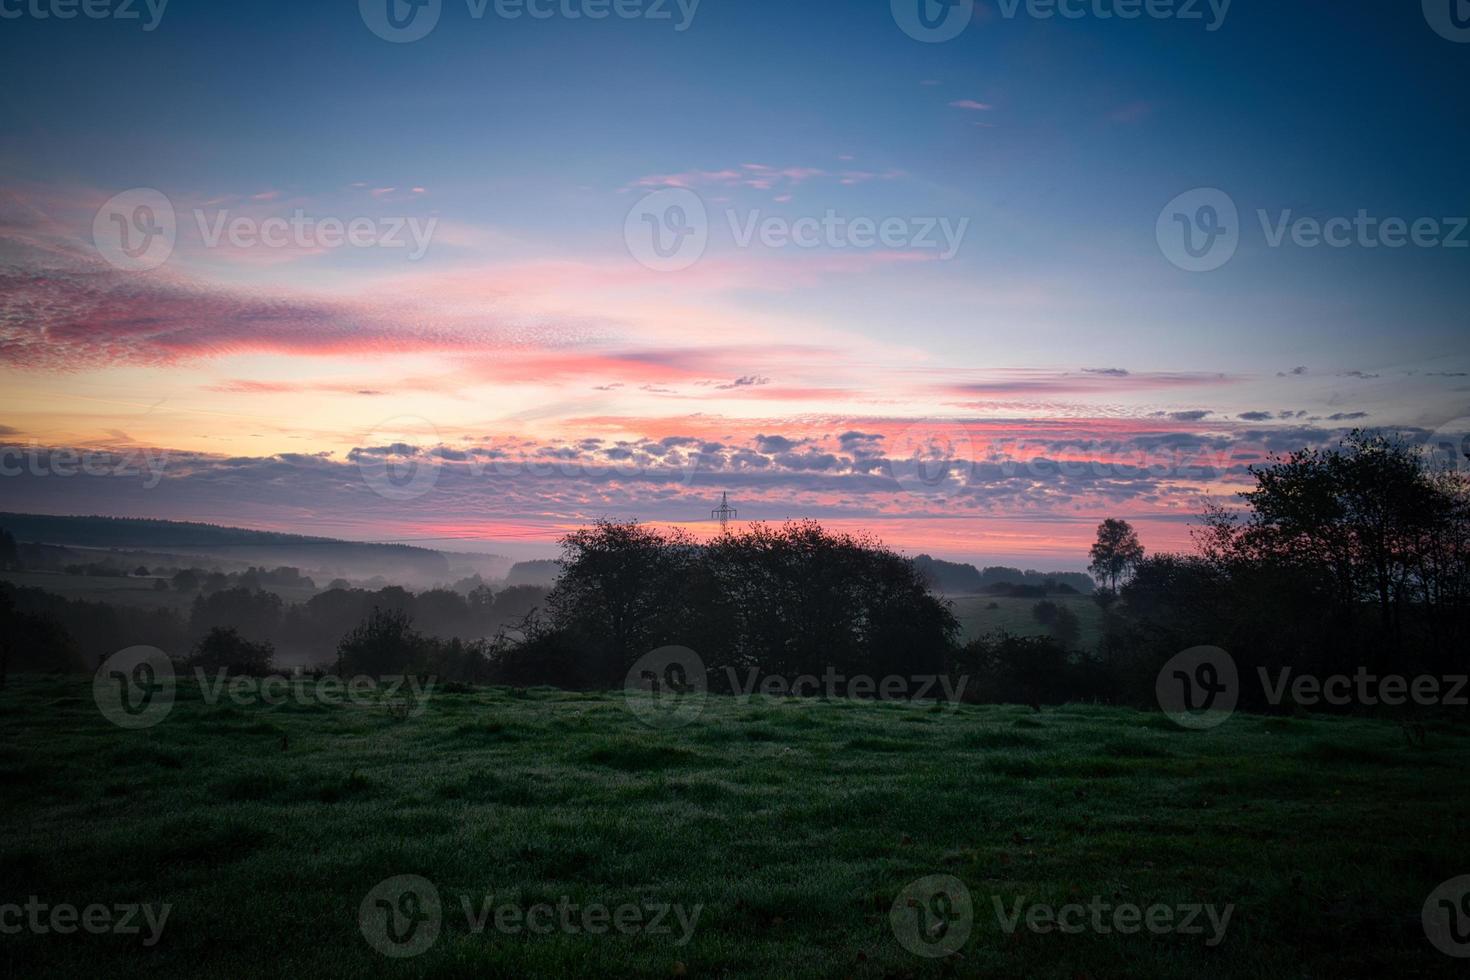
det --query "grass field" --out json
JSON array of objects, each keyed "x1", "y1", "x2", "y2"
[
  {"x1": 947, "y1": 594, "x2": 1104, "y2": 647},
  {"x1": 2, "y1": 677, "x2": 1467, "y2": 977}
]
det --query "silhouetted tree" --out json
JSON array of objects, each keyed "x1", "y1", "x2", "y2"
[
  {"x1": 337, "y1": 606, "x2": 422, "y2": 676},
  {"x1": 1088, "y1": 518, "x2": 1145, "y2": 593},
  {"x1": 188, "y1": 627, "x2": 275, "y2": 676}
]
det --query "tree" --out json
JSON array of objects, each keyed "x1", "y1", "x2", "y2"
[
  {"x1": 337, "y1": 606, "x2": 423, "y2": 676},
  {"x1": 1088, "y1": 519, "x2": 1145, "y2": 593},
  {"x1": 189, "y1": 587, "x2": 283, "y2": 645},
  {"x1": 188, "y1": 627, "x2": 275, "y2": 676},
  {"x1": 546, "y1": 520, "x2": 697, "y2": 679},
  {"x1": 0, "y1": 527, "x2": 19, "y2": 571}
]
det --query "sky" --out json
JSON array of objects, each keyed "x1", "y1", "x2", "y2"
[{"x1": 1, "y1": 0, "x2": 1467, "y2": 566}]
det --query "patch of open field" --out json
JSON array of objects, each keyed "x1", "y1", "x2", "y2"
[
  {"x1": 1, "y1": 679, "x2": 1465, "y2": 977},
  {"x1": 947, "y1": 593, "x2": 1104, "y2": 647}
]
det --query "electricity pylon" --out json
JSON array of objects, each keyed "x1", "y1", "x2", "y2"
[{"x1": 711, "y1": 492, "x2": 737, "y2": 532}]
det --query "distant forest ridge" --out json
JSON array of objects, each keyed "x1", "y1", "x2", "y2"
[
  {"x1": 0, "y1": 512, "x2": 504, "y2": 579},
  {"x1": 912, "y1": 554, "x2": 1094, "y2": 595},
  {"x1": 509, "y1": 551, "x2": 1093, "y2": 594},
  {"x1": 0, "y1": 513, "x2": 1088, "y2": 594},
  {"x1": 0, "y1": 512, "x2": 435, "y2": 551}
]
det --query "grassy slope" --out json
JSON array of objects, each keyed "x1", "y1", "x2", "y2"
[{"x1": 1, "y1": 678, "x2": 1466, "y2": 978}]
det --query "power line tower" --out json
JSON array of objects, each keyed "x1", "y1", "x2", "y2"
[{"x1": 711, "y1": 491, "x2": 737, "y2": 533}]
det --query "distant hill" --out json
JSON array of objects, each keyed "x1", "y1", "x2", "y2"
[
  {"x1": 0, "y1": 513, "x2": 504, "y2": 583},
  {"x1": 912, "y1": 555, "x2": 985, "y2": 593},
  {"x1": 912, "y1": 554, "x2": 1093, "y2": 595},
  {"x1": 505, "y1": 559, "x2": 561, "y2": 587}
]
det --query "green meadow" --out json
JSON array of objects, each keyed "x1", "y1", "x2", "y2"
[
  {"x1": 947, "y1": 594, "x2": 1104, "y2": 646},
  {"x1": 1, "y1": 677, "x2": 1466, "y2": 978}
]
